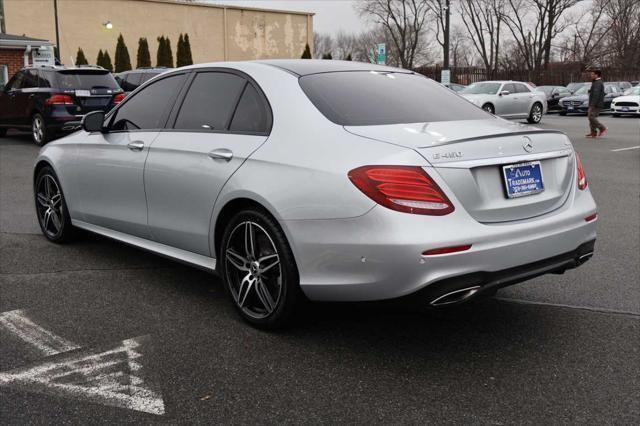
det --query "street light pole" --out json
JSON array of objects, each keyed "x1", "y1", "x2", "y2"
[
  {"x1": 443, "y1": 0, "x2": 450, "y2": 70},
  {"x1": 53, "y1": 0, "x2": 60, "y2": 60}
]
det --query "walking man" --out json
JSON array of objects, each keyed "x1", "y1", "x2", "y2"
[{"x1": 586, "y1": 69, "x2": 606, "y2": 138}]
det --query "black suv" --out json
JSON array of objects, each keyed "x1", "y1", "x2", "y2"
[
  {"x1": 114, "y1": 67, "x2": 170, "y2": 94},
  {"x1": 0, "y1": 66, "x2": 124, "y2": 145}
]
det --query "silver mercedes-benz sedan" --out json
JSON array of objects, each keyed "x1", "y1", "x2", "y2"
[{"x1": 33, "y1": 60, "x2": 597, "y2": 328}]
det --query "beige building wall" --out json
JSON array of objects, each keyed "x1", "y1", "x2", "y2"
[{"x1": 3, "y1": 0, "x2": 313, "y2": 67}]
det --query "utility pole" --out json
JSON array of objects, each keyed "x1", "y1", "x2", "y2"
[
  {"x1": 443, "y1": 0, "x2": 450, "y2": 69},
  {"x1": 53, "y1": 0, "x2": 60, "y2": 60}
]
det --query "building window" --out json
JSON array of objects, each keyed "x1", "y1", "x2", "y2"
[{"x1": 0, "y1": 65, "x2": 8, "y2": 86}]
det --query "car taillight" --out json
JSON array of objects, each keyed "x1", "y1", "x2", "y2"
[
  {"x1": 45, "y1": 94, "x2": 74, "y2": 105},
  {"x1": 576, "y1": 152, "x2": 588, "y2": 190},
  {"x1": 113, "y1": 93, "x2": 126, "y2": 104},
  {"x1": 348, "y1": 165, "x2": 454, "y2": 215}
]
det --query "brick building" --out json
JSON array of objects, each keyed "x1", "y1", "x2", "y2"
[{"x1": 0, "y1": 33, "x2": 54, "y2": 86}]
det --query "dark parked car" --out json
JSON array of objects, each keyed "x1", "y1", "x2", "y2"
[
  {"x1": 0, "y1": 65, "x2": 124, "y2": 145},
  {"x1": 559, "y1": 83, "x2": 621, "y2": 115},
  {"x1": 114, "y1": 67, "x2": 170, "y2": 94},
  {"x1": 566, "y1": 82, "x2": 588, "y2": 94},
  {"x1": 535, "y1": 85, "x2": 572, "y2": 111}
]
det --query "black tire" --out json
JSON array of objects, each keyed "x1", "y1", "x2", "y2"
[
  {"x1": 482, "y1": 103, "x2": 495, "y2": 114},
  {"x1": 34, "y1": 166, "x2": 76, "y2": 243},
  {"x1": 220, "y1": 209, "x2": 301, "y2": 329},
  {"x1": 527, "y1": 102, "x2": 543, "y2": 124},
  {"x1": 559, "y1": 111, "x2": 567, "y2": 116},
  {"x1": 31, "y1": 113, "x2": 50, "y2": 146}
]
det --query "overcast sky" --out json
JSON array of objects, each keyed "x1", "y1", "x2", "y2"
[{"x1": 209, "y1": 0, "x2": 368, "y2": 35}]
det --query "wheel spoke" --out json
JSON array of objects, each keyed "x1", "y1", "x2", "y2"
[
  {"x1": 254, "y1": 280, "x2": 275, "y2": 312},
  {"x1": 37, "y1": 193, "x2": 48, "y2": 207},
  {"x1": 226, "y1": 249, "x2": 249, "y2": 272},
  {"x1": 258, "y1": 253, "x2": 279, "y2": 274},
  {"x1": 50, "y1": 193, "x2": 62, "y2": 207},
  {"x1": 50, "y1": 211, "x2": 61, "y2": 232},
  {"x1": 237, "y1": 273, "x2": 255, "y2": 307},
  {"x1": 244, "y1": 222, "x2": 256, "y2": 258},
  {"x1": 43, "y1": 209, "x2": 52, "y2": 230}
]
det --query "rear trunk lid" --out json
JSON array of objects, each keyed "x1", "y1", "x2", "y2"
[{"x1": 345, "y1": 119, "x2": 575, "y2": 223}]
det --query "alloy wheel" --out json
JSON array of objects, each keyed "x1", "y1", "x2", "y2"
[
  {"x1": 531, "y1": 104, "x2": 542, "y2": 122},
  {"x1": 36, "y1": 174, "x2": 64, "y2": 238},
  {"x1": 32, "y1": 115, "x2": 44, "y2": 144},
  {"x1": 224, "y1": 221, "x2": 282, "y2": 319}
]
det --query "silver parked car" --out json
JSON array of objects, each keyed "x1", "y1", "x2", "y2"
[
  {"x1": 460, "y1": 80, "x2": 547, "y2": 123},
  {"x1": 34, "y1": 60, "x2": 597, "y2": 328}
]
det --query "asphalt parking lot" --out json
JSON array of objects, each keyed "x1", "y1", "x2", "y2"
[{"x1": 1, "y1": 115, "x2": 639, "y2": 423}]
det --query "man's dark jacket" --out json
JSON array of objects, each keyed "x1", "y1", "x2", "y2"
[{"x1": 589, "y1": 79, "x2": 605, "y2": 108}]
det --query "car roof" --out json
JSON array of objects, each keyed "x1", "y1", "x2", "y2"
[{"x1": 255, "y1": 59, "x2": 412, "y2": 76}]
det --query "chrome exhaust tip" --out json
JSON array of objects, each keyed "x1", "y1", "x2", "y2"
[{"x1": 429, "y1": 285, "x2": 482, "y2": 307}]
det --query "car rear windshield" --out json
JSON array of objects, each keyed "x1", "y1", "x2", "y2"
[
  {"x1": 299, "y1": 71, "x2": 487, "y2": 126},
  {"x1": 54, "y1": 70, "x2": 120, "y2": 90}
]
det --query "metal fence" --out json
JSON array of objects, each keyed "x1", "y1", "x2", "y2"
[{"x1": 414, "y1": 65, "x2": 640, "y2": 86}]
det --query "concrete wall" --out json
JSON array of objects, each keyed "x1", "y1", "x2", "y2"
[{"x1": 3, "y1": 0, "x2": 313, "y2": 67}]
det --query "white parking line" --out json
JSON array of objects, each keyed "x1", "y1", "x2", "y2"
[
  {"x1": 611, "y1": 146, "x2": 640, "y2": 152},
  {"x1": 0, "y1": 309, "x2": 165, "y2": 415},
  {"x1": 0, "y1": 309, "x2": 79, "y2": 356}
]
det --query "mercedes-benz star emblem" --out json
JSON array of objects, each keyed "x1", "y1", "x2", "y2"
[{"x1": 522, "y1": 136, "x2": 534, "y2": 153}]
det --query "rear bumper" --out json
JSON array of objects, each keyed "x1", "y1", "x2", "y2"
[{"x1": 285, "y1": 184, "x2": 597, "y2": 302}]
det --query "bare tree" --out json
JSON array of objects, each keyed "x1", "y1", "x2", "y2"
[
  {"x1": 355, "y1": 0, "x2": 431, "y2": 68},
  {"x1": 458, "y1": 0, "x2": 504, "y2": 78},
  {"x1": 313, "y1": 32, "x2": 334, "y2": 59},
  {"x1": 604, "y1": 0, "x2": 640, "y2": 70},
  {"x1": 558, "y1": 0, "x2": 612, "y2": 67},
  {"x1": 424, "y1": 0, "x2": 448, "y2": 63},
  {"x1": 450, "y1": 25, "x2": 478, "y2": 67},
  {"x1": 502, "y1": 0, "x2": 578, "y2": 80}
]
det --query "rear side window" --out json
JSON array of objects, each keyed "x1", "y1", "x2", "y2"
[
  {"x1": 21, "y1": 69, "x2": 39, "y2": 88},
  {"x1": 299, "y1": 72, "x2": 487, "y2": 126},
  {"x1": 229, "y1": 83, "x2": 270, "y2": 133},
  {"x1": 111, "y1": 73, "x2": 187, "y2": 131},
  {"x1": 174, "y1": 72, "x2": 245, "y2": 131},
  {"x1": 54, "y1": 71, "x2": 119, "y2": 90}
]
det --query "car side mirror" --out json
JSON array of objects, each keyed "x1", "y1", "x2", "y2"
[
  {"x1": 500, "y1": 90, "x2": 510, "y2": 96},
  {"x1": 82, "y1": 110, "x2": 105, "y2": 133}
]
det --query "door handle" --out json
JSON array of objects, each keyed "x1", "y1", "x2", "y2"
[
  {"x1": 208, "y1": 148, "x2": 233, "y2": 162},
  {"x1": 127, "y1": 141, "x2": 144, "y2": 151}
]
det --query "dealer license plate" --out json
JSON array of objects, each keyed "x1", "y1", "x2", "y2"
[{"x1": 502, "y1": 161, "x2": 544, "y2": 198}]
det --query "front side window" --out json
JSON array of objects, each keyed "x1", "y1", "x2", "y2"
[
  {"x1": 174, "y1": 72, "x2": 245, "y2": 131},
  {"x1": 21, "y1": 69, "x2": 39, "y2": 88},
  {"x1": 301, "y1": 72, "x2": 488, "y2": 126},
  {"x1": 502, "y1": 83, "x2": 516, "y2": 94},
  {"x1": 514, "y1": 83, "x2": 530, "y2": 93},
  {"x1": 111, "y1": 73, "x2": 186, "y2": 131}
]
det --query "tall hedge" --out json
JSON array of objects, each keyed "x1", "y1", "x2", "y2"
[
  {"x1": 75, "y1": 48, "x2": 88, "y2": 65},
  {"x1": 156, "y1": 36, "x2": 174, "y2": 67},
  {"x1": 301, "y1": 43, "x2": 312, "y2": 59},
  {"x1": 322, "y1": 52, "x2": 332, "y2": 60},
  {"x1": 96, "y1": 49, "x2": 104, "y2": 68},
  {"x1": 136, "y1": 37, "x2": 151, "y2": 68},
  {"x1": 177, "y1": 33, "x2": 193, "y2": 67},
  {"x1": 102, "y1": 50, "x2": 113, "y2": 72},
  {"x1": 114, "y1": 34, "x2": 132, "y2": 72}
]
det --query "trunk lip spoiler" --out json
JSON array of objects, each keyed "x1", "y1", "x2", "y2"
[{"x1": 414, "y1": 129, "x2": 567, "y2": 149}]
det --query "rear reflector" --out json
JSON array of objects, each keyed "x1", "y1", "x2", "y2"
[
  {"x1": 422, "y1": 245, "x2": 472, "y2": 256},
  {"x1": 348, "y1": 166, "x2": 454, "y2": 215},
  {"x1": 576, "y1": 153, "x2": 588, "y2": 190},
  {"x1": 584, "y1": 213, "x2": 598, "y2": 222},
  {"x1": 113, "y1": 92, "x2": 126, "y2": 104},
  {"x1": 45, "y1": 94, "x2": 74, "y2": 105}
]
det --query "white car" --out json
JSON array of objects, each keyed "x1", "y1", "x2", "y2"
[
  {"x1": 610, "y1": 86, "x2": 640, "y2": 117},
  {"x1": 460, "y1": 81, "x2": 547, "y2": 123}
]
